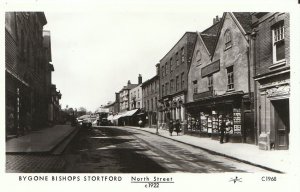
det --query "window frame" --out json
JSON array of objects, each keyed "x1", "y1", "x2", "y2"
[
  {"x1": 272, "y1": 21, "x2": 286, "y2": 64},
  {"x1": 227, "y1": 66, "x2": 234, "y2": 91},
  {"x1": 224, "y1": 29, "x2": 232, "y2": 50},
  {"x1": 193, "y1": 80, "x2": 198, "y2": 93}
]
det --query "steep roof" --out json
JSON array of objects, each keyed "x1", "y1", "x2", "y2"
[
  {"x1": 232, "y1": 12, "x2": 252, "y2": 33},
  {"x1": 200, "y1": 21, "x2": 221, "y2": 55},
  {"x1": 201, "y1": 21, "x2": 221, "y2": 36},
  {"x1": 210, "y1": 12, "x2": 252, "y2": 59}
]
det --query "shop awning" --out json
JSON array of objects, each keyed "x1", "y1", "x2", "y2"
[
  {"x1": 107, "y1": 115, "x2": 113, "y2": 121},
  {"x1": 112, "y1": 113, "x2": 125, "y2": 120},
  {"x1": 122, "y1": 109, "x2": 139, "y2": 117}
]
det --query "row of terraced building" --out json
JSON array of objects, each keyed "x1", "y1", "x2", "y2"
[{"x1": 105, "y1": 12, "x2": 290, "y2": 150}]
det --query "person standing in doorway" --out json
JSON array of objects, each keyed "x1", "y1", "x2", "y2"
[{"x1": 219, "y1": 117, "x2": 226, "y2": 144}]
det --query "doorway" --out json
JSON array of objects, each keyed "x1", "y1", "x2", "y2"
[{"x1": 272, "y1": 99, "x2": 289, "y2": 150}]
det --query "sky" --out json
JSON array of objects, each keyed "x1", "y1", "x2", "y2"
[
  {"x1": 44, "y1": 3, "x2": 222, "y2": 111},
  {"x1": 43, "y1": 5, "x2": 223, "y2": 112}
]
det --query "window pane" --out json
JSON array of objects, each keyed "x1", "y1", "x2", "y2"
[{"x1": 276, "y1": 41, "x2": 285, "y2": 61}]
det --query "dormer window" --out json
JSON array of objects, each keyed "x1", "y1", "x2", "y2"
[{"x1": 224, "y1": 29, "x2": 232, "y2": 50}]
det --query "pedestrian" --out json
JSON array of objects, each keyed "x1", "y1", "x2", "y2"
[
  {"x1": 175, "y1": 119, "x2": 181, "y2": 136},
  {"x1": 219, "y1": 118, "x2": 226, "y2": 144},
  {"x1": 225, "y1": 120, "x2": 232, "y2": 142},
  {"x1": 169, "y1": 120, "x2": 174, "y2": 136},
  {"x1": 138, "y1": 118, "x2": 143, "y2": 128}
]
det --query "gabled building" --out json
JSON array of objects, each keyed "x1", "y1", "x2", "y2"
[
  {"x1": 251, "y1": 12, "x2": 290, "y2": 150},
  {"x1": 185, "y1": 12, "x2": 255, "y2": 143}
]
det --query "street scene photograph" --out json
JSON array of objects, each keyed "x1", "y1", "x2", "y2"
[{"x1": 5, "y1": 8, "x2": 292, "y2": 174}]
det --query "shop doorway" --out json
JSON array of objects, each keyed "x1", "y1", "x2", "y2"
[
  {"x1": 244, "y1": 112, "x2": 255, "y2": 144},
  {"x1": 272, "y1": 99, "x2": 289, "y2": 150}
]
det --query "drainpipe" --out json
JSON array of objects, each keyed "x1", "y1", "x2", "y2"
[
  {"x1": 251, "y1": 30, "x2": 258, "y2": 145},
  {"x1": 247, "y1": 30, "x2": 258, "y2": 145},
  {"x1": 246, "y1": 34, "x2": 252, "y2": 144}
]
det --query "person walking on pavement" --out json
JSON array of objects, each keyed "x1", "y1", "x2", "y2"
[
  {"x1": 219, "y1": 117, "x2": 226, "y2": 144},
  {"x1": 169, "y1": 120, "x2": 174, "y2": 136},
  {"x1": 138, "y1": 118, "x2": 143, "y2": 128},
  {"x1": 175, "y1": 119, "x2": 181, "y2": 136}
]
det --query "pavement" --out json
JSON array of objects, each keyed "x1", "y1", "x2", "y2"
[
  {"x1": 123, "y1": 126, "x2": 291, "y2": 174},
  {"x1": 6, "y1": 123, "x2": 291, "y2": 173},
  {"x1": 6, "y1": 124, "x2": 77, "y2": 154}
]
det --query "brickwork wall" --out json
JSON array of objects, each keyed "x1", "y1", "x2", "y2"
[
  {"x1": 159, "y1": 32, "x2": 197, "y2": 100},
  {"x1": 254, "y1": 12, "x2": 290, "y2": 76}
]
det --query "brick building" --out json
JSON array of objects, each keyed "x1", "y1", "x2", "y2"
[
  {"x1": 252, "y1": 12, "x2": 290, "y2": 150},
  {"x1": 186, "y1": 13, "x2": 255, "y2": 143},
  {"x1": 158, "y1": 32, "x2": 197, "y2": 131},
  {"x1": 141, "y1": 65, "x2": 159, "y2": 128},
  {"x1": 5, "y1": 12, "x2": 58, "y2": 138}
]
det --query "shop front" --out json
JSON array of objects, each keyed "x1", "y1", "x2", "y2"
[
  {"x1": 158, "y1": 94, "x2": 186, "y2": 132},
  {"x1": 185, "y1": 91, "x2": 254, "y2": 143},
  {"x1": 6, "y1": 71, "x2": 32, "y2": 138}
]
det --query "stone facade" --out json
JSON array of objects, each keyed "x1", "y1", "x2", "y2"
[{"x1": 252, "y1": 12, "x2": 290, "y2": 150}]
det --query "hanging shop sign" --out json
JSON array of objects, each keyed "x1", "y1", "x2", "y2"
[{"x1": 201, "y1": 60, "x2": 220, "y2": 77}]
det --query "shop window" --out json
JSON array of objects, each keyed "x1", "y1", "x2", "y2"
[
  {"x1": 227, "y1": 66, "x2": 234, "y2": 90},
  {"x1": 272, "y1": 22, "x2": 285, "y2": 63},
  {"x1": 224, "y1": 29, "x2": 232, "y2": 50},
  {"x1": 208, "y1": 75, "x2": 213, "y2": 92},
  {"x1": 193, "y1": 80, "x2": 198, "y2": 93}
]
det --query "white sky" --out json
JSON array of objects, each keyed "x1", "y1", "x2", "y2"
[
  {"x1": 43, "y1": 5, "x2": 222, "y2": 112},
  {"x1": 14, "y1": 0, "x2": 294, "y2": 112}
]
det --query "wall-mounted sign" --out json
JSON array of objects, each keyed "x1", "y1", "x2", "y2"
[{"x1": 201, "y1": 60, "x2": 220, "y2": 77}]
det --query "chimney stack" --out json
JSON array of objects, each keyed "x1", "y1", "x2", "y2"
[
  {"x1": 127, "y1": 80, "x2": 131, "y2": 85},
  {"x1": 155, "y1": 63, "x2": 160, "y2": 76},
  {"x1": 138, "y1": 74, "x2": 142, "y2": 84},
  {"x1": 213, "y1": 15, "x2": 220, "y2": 24}
]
